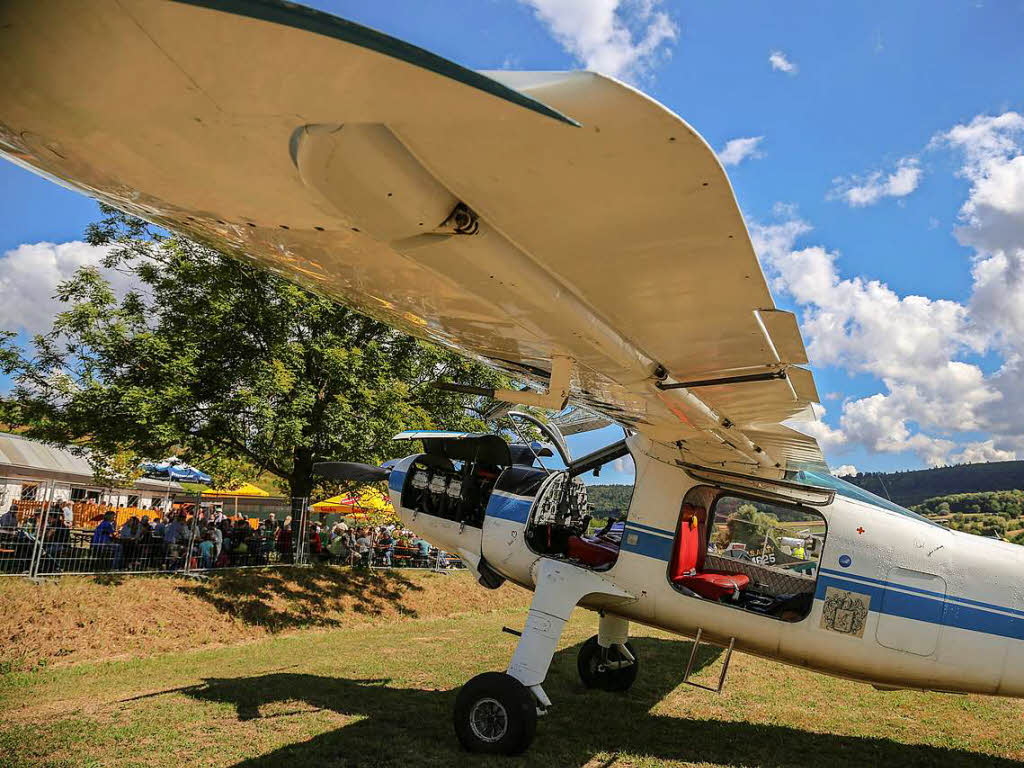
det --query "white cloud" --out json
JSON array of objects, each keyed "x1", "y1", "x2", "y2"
[
  {"x1": 829, "y1": 157, "x2": 923, "y2": 207},
  {"x1": 521, "y1": 0, "x2": 678, "y2": 82},
  {"x1": 768, "y1": 50, "x2": 797, "y2": 75},
  {"x1": 949, "y1": 440, "x2": 1016, "y2": 464},
  {"x1": 793, "y1": 403, "x2": 846, "y2": 450},
  {"x1": 611, "y1": 455, "x2": 635, "y2": 476},
  {"x1": 717, "y1": 136, "x2": 765, "y2": 167},
  {"x1": 751, "y1": 201, "x2": 1007, "y2": 468},
  {"x1": 0, "y1": 241, "x2": 136, "y2": 336},
  {"x1": 754, "y1": 220, "x2": 986, "y2": 386},
  {"x1": 831, "y1": 464, "x2": 858, "y2": 477}
]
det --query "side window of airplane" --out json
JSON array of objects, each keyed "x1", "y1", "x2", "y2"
[{"x1": 668, "y1": 485, "x2": 826, "y2": 623}]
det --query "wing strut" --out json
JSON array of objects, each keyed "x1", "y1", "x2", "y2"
[
  {"x1": 434, "y1": 355, "x2": 572, "y2": 411},
  {"x1": 656, "y1": 370, "x2": 787, "y2": 390}
]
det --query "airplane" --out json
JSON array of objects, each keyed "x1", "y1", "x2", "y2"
[{"x1": 1, "y1": 0, "x2": 1022, "y2": 757}]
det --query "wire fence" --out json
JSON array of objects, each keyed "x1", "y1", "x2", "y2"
[{"x1": 0, "y1": 477, "x2": 463, "y2": 578}]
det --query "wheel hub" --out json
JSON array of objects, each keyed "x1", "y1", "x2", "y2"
[{"x1": 468, "y1": 697, "x2": 508, "y2": 743}]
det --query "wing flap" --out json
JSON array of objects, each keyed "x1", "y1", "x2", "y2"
[{"x1": 756, "y1": 309, "x2": 809, "y2": 366}]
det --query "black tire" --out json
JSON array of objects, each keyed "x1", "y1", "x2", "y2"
[
  {"x1": 577, "y1": 634, "x2": 639, "y2": 692},
  {"x1": 453, "y1": 672, "x2": 538, "y2": 755}
]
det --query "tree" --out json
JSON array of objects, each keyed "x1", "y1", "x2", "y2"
[
  {"x1": 716, "y1": 502, "x2": 780, "y2": 551},
  {"x1": 0, "y1": 207, "x2": 516, "y2": 497}
]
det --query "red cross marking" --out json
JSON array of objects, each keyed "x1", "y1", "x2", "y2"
[{"x1": 856, "y1": 527, "x2": 865, "y2": 535}]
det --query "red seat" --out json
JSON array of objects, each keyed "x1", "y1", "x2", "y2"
[
  {"x1": 567, "y1": 534, "x2": 619, "y2": 568},
  {"x1": 669, "y1": 503, "x2": 749, "y2": 600},
  {"x1": 676, "y1": 571, "x2": 748, "y2": 600}
]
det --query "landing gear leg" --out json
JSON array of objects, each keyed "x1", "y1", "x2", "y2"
[
  {"x1": 578, "y1": 613, "x2": 639, "y2": 691},
  {"x1": 452, "y1": 558, "x2": 633, "y2": 755}
]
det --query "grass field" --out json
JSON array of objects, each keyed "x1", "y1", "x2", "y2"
[{"x1": 2, "y1": 569, "x2": 1023, "y2": 767}]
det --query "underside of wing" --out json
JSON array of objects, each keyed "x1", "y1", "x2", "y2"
[{"x1": 0, "y1": 0, "x2": 826, "y2": 476}]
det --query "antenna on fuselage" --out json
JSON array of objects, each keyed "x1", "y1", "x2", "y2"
[{"x1": 876, "y1": 474, "x2": 892, "y2": 501}]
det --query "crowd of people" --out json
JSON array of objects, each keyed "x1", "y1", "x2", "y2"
[
  {"x1": 306, "y1": 521, "x2": 451, "y2": 568},
  {"x1": 0, "y1": 500, "x2": 456, "y2": 574}
]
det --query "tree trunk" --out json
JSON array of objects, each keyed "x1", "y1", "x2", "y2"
[{"x1": 287, "y1": 448, "x2": 315, "y2": 500}]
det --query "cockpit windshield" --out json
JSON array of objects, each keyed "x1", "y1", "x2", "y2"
[{"x1": 790, "y1": 469, "x2": 940, "y2": 526}]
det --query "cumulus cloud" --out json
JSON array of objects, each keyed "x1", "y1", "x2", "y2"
[
  {"x1": 949, "y1": 440, "x2": 1017, "y2": 464},
  {"x1": 831, "y1": 464, "x2": 858, "y2": 477},
  {"x1": 752, "y1": 206, "x2": 1003, "y2": 468},
  {"x1": 611, "y1": 455, "x2": 635, "y2": 476},
  {"x1": 796, "y1": 403, "x2": 846, "y2": 450},
  {"x1": 0, "y1": 241, "x2": 135, "y2": 336},
  {"x1": 768, "y1": 50, "x2": 797, "y2": 74},
  {"x1": 828, "y1": 157, "x2": 923, "y2": 207},
  {"x1": 717, "y1": 136, "x2": 765, "y2": 167},
  {"x1": 521, "y1": 0, "x2": 678, "y2": 82}
]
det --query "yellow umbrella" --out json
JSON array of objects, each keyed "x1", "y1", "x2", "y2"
[
  {"x1": 311, "y1": 486, "x2": 392, "y2": 513},
  {"x1": 203, "y1": 482, "x2": 271, "y2": 497}
]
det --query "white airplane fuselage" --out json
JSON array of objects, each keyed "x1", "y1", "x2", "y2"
[{"x1": 390, "y1": 434, "x2": 1024, "y2": 699}]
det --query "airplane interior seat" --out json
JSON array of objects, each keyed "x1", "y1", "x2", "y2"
[
  {"x1": 670, "y1": 502, "x2": 749, "y2": 600},
  {"x1": 566, "y1": 533, "x2": 619, "y2": 568}
]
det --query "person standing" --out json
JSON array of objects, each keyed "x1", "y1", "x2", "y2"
[
  {"x1": 61, "y1": 500, "x2": 74, "y2": 529},
  {"x1": 0, "y1": 504, "x2": 17, "y2": 532},
  {"x1": 90, "y1": 511, "x2": 123, "y2": 569}
]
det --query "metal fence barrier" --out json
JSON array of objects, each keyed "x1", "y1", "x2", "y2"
[{"x1": 0, "y1": 478, "x2": 463, "y2": 579}]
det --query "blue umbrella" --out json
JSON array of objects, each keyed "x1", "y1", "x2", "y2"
[{"x1": 140, "y1": 460, "x2": 212, "y2": 484}]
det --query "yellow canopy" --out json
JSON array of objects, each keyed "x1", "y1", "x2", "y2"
[
  {"x1": 203, "y1": 482, "x2": 271, "y2": 498},
  {"x1": 311, "y1": 486, "x2": 392, "y2": 513}
]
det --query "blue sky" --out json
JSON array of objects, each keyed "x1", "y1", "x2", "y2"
[{"x1": 3, "y1": 0, "x2": 1024, "y2": 485}]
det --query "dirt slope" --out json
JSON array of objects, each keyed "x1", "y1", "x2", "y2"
[{"x1": 0, "y1": 567, "x2": 530, "y2": 670}]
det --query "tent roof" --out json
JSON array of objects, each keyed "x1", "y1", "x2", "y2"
[{"x1": 203, "y1": 482, "x2": 271, "y2": 497}]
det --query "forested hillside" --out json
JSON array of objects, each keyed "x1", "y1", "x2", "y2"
[
  {"x1": 586, "y1": 484, "x2": 633, "y2": 518},
  {"x1": 911, "y1": 490, "x2": 1024, "y2": 544},
  {"x1": 841, "y1": 461, "x2": 1024, "y2": 507}
]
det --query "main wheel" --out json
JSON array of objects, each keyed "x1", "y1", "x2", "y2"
[
  {"x1": 577, "y1": 634, "x2": 639, "y2": 691},
  {"x1": 453, "y1": 672, "x2": 538, "y2": 755}
]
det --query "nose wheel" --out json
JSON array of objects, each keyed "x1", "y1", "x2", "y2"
[
  {"x1": 453, "y1": 672, "x2": 538, "y2": 754},
  {"x1": 577, "y1": 634, "x2": 639, "y2": 691}
]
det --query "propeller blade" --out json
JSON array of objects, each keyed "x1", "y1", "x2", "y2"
[{"x1": 312, "y1": 462, "x2": 390, "y2": 483}]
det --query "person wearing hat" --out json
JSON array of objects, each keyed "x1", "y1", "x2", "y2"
[{"x1": 0, "y1": 503, "x2": 17, "y2": 533}]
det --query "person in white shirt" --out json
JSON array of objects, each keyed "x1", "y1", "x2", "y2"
[{"x1": 61, "y1": 501, "x2": 74, "y2": 528}]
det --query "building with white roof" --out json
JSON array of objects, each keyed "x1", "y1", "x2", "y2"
[{"x1": 0, "y1": 432, "x2": 182, "y2": 509}]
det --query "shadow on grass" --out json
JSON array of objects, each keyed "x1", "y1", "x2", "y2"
[
  {"x1": 172, "y1": 636, "x2": 1017, "y2": 768},
  {"x1": 177, "y1": 566, "x2": 424, "y2": 631}
]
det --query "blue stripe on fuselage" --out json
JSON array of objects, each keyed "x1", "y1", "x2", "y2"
[
  {"x1": 819, "y1": 567, "x2": 1024, "y2": 620},
  {"x1": 486, "y1": 493, "x2": 532, "y2": 524},
  {"x1": 625, "y1": 520, "x2": 674, "y2": 538},
  {"x1": 817, "y1": 572, "x2": 1024, "y2": 641},
  {"x1": 620, "y1": 527, "x2": 674, "y2": 561}
]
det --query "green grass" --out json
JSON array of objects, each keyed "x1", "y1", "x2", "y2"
[{"x1": 2, "y1": 602, "x2": 1023, "y2": 767}]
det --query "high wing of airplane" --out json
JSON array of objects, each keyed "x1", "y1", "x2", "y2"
[
  {"x1": 0, "y1": 0, "x2": 824, "y2": 478},
  {"x1": 14, "y1": 4, "x2": 1023, "y2": 761}
]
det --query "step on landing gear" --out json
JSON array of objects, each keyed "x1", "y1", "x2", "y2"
[
  {"x1": 577, "y1": 634, "x2": 639, "y2": 691},
  {"x1": 453, "y1": 672, "x2": 538, "y2": 755}
]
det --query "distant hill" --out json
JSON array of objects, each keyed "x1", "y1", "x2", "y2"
[
  {"x1": 842, "y1": 461, "x2": 1024, "y2": 508},
  {"x1": 586, "y1": 484, "x2": 633, "y2": 519}
]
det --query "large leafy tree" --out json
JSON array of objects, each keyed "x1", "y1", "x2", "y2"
[{"x1": 0, "y1": 208, "x2": 512, "y2": 497}]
